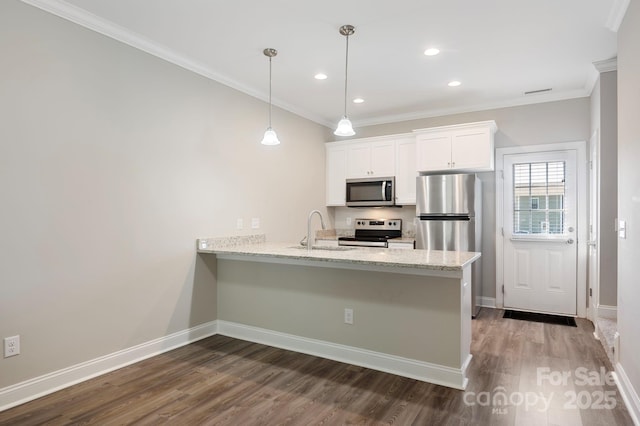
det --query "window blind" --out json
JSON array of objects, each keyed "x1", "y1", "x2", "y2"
[{"x1": 513, "y1": 161, "x2": 566, "y2": 235}]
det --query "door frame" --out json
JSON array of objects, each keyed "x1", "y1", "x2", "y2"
[
  {"x1": 588, "y1": 130, "x2": 600, "y2": 322},
  {"x1": 495, "y1": 141, "x2": 588, "y2": 318}
]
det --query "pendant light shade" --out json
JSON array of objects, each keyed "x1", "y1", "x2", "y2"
[
  {"x1": 261, "y1": 127, "x2": 280, "y2": 145},
  {"x1": 334, "y1": 117, "x2": 355, "y2": 136},
  {"x1": 334, "y1": 25, "x2": 356, "y2": 137},
  {"x1": 261, "y1": 48, "x2": 280, "y2": 146}
]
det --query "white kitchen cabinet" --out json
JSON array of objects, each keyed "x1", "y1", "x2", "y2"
[
  {"x1": 415, "y1": 121, "x2": 497, "y2": 173},
  {"x1": 346, "y1": 140, "x2": 395, "y2": 178},
  {"x1": 395, "y1": 137, "x2": 418, "y2": 204},
  {"x1": 326, "y1": 144, "x2": 347, "y2": 206}
]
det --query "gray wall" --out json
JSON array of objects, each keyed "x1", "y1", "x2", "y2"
[
  {"x1": 335, "y1": 99, "x2": 590, "y2": 300},
  {"x1": 217, "y1": 259, "x2": 463, "y2": 367},
  {"x1": 0, "y1": 1, "x2": 329, "y2": 388},
  {"x1": 590, "y1": 71, "x2": 618, "y2": 307},
  {"x1": 617, "y1": 0, "x2": 640, "y2": 411}
]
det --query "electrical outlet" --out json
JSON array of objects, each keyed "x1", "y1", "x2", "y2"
[
  {"x1": 346, "y1": 217, "x2": 352, "y2": 226},
  {"x1": 4, "y1": 335, "x2": 20, "y2": 358},
  {"x1": 344, "y1": 308, "x2": 354, "y2": 325},
  {"x1": 251, "y1": 218, "x2": 260, "y2": 229}
]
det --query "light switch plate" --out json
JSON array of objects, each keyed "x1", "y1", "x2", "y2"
[
  {"x1": 236, "y1": 218, "x2": 243, "y2": 230},
  {"x1": 251, "y1": 218, "x2": 260, "y2": 229}
]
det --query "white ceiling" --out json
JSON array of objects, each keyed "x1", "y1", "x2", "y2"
[{"x1": 24, "y1": 0, "x2": 621, "y2": 128}]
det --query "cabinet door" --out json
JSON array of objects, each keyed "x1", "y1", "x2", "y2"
[
  {"x1": 416, "y1": 132, "x2": 452, "y2": 172},
  {"x1": 326, "y1": 145, "x2": 347, "y2": 206},
  {"x1": 395, "y1": 138, "x2": 417, "y2": 204},
  {"x1": 346, "y1": 143, "x2": 372, "y2": 178},
  {"x1": 370, "y1": 140, "x2": 396, "y2": 177},
  {"x1": 451, "y1": 127, "x2": 494, "y2": 171}
]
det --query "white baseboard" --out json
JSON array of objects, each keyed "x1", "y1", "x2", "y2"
[
  {"x1": 217, "y1": 320, "x2": 469, "y2": 390},
  {"x1": 614, "y1": 362, "x2": 640, "y2": 426},
  {"x1": 478, "y1": 297, "x2": 496, "y2": 308},
  {"x1": 598, "y1": 304, "x2": 618, "y2": 320},
  {"x1": 0, "y1": 321, "x2": 218, "y2": 412}
]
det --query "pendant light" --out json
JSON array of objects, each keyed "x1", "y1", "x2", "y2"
[
  {"x1": 334, "y1": 25, "x2": 356, "y2": 137},
  {"x1": 261, "y1": 48, "x2": 280, "y2": 145}
]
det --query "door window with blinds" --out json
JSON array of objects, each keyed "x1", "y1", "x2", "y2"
[{"x1": 512, "y1": 161, "x2": 566, "y2": 235}]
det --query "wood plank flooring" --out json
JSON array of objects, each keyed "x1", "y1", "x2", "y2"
[{"x1": 0, "y1": 308, "x2": 634, "y2": 425}]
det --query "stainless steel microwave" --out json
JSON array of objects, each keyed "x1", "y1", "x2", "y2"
[{"x1": 346, "y1": 177, "x2": 395, "y2": 207}]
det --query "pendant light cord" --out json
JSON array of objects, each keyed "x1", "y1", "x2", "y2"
[
  {"x1": 343, "y1": 33, "x2": 349, "y2": 117},
  {"x1": 268, "y1": 55, "x2": 273, "y2": 128}
]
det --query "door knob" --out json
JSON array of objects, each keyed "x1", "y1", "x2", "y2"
[{"x1": 567, "y1": 238, "x2": 575, "y2": 244}]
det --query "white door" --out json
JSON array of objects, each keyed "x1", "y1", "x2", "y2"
[{"x1": 502, "y1": 150, "x2": 578, "y2": 315}]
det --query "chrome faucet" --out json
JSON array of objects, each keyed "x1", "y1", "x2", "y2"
[{"x1": 307, "y1": 209, "x2": 326, "y2": 252}]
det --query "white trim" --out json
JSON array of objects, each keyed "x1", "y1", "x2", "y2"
[
  {"x1": 495, "y1": 141, "x2": 588, "y2": 317},
  {"x1": 614, "y1": 362, "x2": 640, "y2": 425},
  {"x1": 593, "y1": 58, "x2": 618, "y2": 73},
  {"x1": 353, "y1": 91, "x2": 589, "y2": 128},
  {"x1": 217, "y1": 320, "x2": 470, "y2": 390},
  {"x1": 18, "y1": 0, "x2": 332, "y2": 128},
  {"x1": 588, "y1": 129, "x2": 601, "y2": 322},
  {"x1": 478, "y1": 297, "x2": 496, "y2": 308},
  {"x1": 598, "y1": 304, "x2": 618, "y2": 320},
  {"x1": 606, "y1": 0, "x2": 631, "y2": 33},
  {"x1": 0, "y1": 321, "x2": 218, "y2": 412}
]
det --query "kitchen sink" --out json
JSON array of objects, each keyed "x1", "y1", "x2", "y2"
[{"x1": 289, "y1": 245, "x2": 356, "y2": 252}]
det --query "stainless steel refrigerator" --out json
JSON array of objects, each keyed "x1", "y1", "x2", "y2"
[{"x1": 415, "y1": 173, "x2": 482, "y2": 318}]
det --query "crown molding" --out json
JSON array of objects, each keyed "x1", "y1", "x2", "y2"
[
  {"x1": 352, "y1": 88, "x2": 590, "y2": 128},
  {"x1": 19, "y1": 0, "x2": 333, "y2": 128},
  {"x1": 605, "y1": 0, "x2": 630, "y2": 32},
  {"x1": 593, "y1": 57, "x2": 618, "y2": 73}
]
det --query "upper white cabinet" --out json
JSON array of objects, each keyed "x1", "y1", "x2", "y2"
[
  {"x1": 325, "y1": 121, "x2": 497, "y2": 206},
  {"x1": 415, "y1": 121, "x2": 497, "y2": 173},
  {"x1": 395, "y1": 137, "x2": 417, "y2": 205},
  {"x1": 346, "y1": 140, "x2": 396, "y2": 178},
  {"x1": 326, "y1": 144, "x2": 347, "y2": 206}
]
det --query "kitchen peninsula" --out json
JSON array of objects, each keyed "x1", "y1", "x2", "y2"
[{"x1": 197, "y1": 234, "x2": 480, "y2": 389}]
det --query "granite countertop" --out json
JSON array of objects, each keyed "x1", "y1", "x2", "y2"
[{"x1": 197, "y1": 234, "x2": 479, "y2": 272}]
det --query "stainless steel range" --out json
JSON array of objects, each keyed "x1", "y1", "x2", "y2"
[{"x1": 338, "y1": 219, "x2": 402, "y2": 248}]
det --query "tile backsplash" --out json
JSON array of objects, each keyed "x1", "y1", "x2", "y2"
[{"x1": 330, "y1": 206, "x2": 417, "y2": 237}]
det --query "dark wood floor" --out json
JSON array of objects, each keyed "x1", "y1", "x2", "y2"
[{"x1": 0, "y1": 308, "x2": 634, "y2": 425}]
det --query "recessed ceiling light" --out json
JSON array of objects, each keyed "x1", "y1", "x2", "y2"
[
  {"x1": 314, "y1": 73, "x2": 328, "y2": 80},
  {"x1": 353, "y1": 98, "x2": 364, "y2": 104},
  {"x1": 448, "y1": 80, "x2": 461, "y2": 87},
  {"x1": 424, "y1": 48, "x2": 440, "y2": 56}
]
